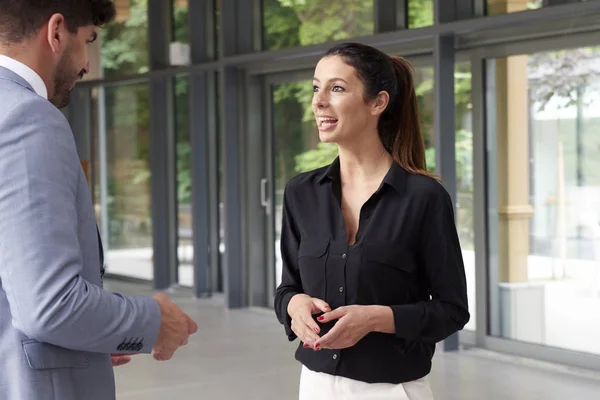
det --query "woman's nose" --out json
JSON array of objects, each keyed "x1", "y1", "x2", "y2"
[{"x1": 313, "y1": 92, "x2": 328, "y2": 108}]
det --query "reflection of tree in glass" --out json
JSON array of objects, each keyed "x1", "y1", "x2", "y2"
[
  {"x1": 528, "y1": 48, "x2": 600, "y2": 111},
  {"x1": 264, "y1": 0, "x2": 374, "y2": 51},
  {"x1": 100, "y1": 0, "x2": 192, "y2": 204},
  {"x1": 100, "y1": 0, "x2": 149, "y2": 77},
  {"x1": 99, "y1": 1, "x2": 191, "y2": 248},
  {"x1": 266, "y1": 1, "x2": 439, "y2": 181}
]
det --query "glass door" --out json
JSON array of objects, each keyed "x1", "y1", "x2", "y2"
[
  {"x1": 266, "y1": 62, "x2": 475, "y2": 332},
  {"x1": 267, "y1": 76, "x2": 336, "y2": 289},
  {"x1": 485, "y1": 45, "x2": 600, "y2": 355}
]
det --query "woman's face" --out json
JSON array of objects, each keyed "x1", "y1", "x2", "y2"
[{"x1": 312, "y1": 55, "x2": 379, "y2": 146}]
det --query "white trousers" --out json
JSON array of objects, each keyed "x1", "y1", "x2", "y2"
[{"x1": 299, "y1": 366, "x2": 434, "y2": 400}]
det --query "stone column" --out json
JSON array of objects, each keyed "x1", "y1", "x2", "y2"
[
  {"x1": 495, "y1": 54, "x2": 533, "y2": 283},
  {"x1": 488, "y1": 0, "x2": 533, "y2": 283},
  {"x1": 487, "y1": 0, "x2": 530, "y2": 15}
]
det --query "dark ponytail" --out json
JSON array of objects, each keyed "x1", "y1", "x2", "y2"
[{"x1": 323, "y1": 43, "x2": 437, "y2": 180}]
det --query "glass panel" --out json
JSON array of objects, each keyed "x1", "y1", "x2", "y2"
[
  {"x1": 487, "y1": 46, "x2": 600, "y2": 354},
  {"x1": 216, "y1": 71, "x2": 224, "y2": 292},
  {"x1": 413, "y1": 67, "x2": 436, "y2": 173},
  {"x1": 409, "y1": 0, "x2": 434, "y2": 28},
  {"x1": 455, "y1": 62, "x2": 475, "y2": 330},
  {"x1": 94, "y1": 83, "x2": 153, "y2": 280},
  {"x1": 174, "y1": 75, "x2": 193, "y2": 287},
  {"x1": 413, "y1": 63, "x2": 475, "y2": 331},
  {"x1": 272, "y1": 80, "x2": 329, "y2": 286},
  {"x1": 99, "y1": 0, "x2": 149, "y2": 79},
  {"x1": 263, "y1": 0, "x2": 375, "y2": 51},
  {"x1": 272, "y1": 64, "x2": 440, "y2": 288},
  {"x1": 487, "y1": 0, "x2": 542, "y2": 15},
  {"x1": 215, "y1": 0, "x2": 221, "y2": 60},
  {"x1": 173, "y1": 0, "x2": 189, "y2": 43}
]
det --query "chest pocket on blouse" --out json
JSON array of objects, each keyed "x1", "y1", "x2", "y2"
[
  {"x1": 297, "y1": 239, "x2": 329, "y2": 300},
  {"x1": 361, "y1": 242, "x2": 417, "y2": 304}
]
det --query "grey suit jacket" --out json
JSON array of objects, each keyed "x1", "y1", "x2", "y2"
[{"x1": 0, "y1": 66, "x2": 161, "y2": 400}]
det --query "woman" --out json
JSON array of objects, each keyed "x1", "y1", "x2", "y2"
[{"x1": 274, "y1": 42, "x2": 470, "y2": 399}]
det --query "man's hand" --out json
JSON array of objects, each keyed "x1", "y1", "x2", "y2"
[
  {"x1": 111, "y1": 354, "x2": 132, "y2": 367},
  {"x1": 314, "y1": 305, "x2": 375, "y2": 350},
  {"x1": 152, "y1": 293, "x2": 198, "y2": 361},
  {"x1": 287, "y1": 294, "x2": 330, "y2": 350}
]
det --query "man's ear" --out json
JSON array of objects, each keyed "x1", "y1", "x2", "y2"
[{"x1": 46, "y1": 13, "x2": 67, "y2": 54}]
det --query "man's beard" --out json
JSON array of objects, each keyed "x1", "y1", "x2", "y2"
[{"x1": 49, "y1": 49, "x2": 84, "y2": 109}]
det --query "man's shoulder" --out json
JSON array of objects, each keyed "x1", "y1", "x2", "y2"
[{"x1": 0, "y1": 79, "x2": 63, "y2": 124}]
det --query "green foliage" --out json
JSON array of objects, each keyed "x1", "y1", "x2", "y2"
[
  {"x1": 100, "y1": 1, "x2": 192, "y2": 205},
  {"x1": 100, "y1": 0, "x2": 150, "y2": 77},
  {"x1": 264, "y1": 0, "x2": 374, "y2": 50},
  {"x1": 408, "y1": 0, "x2": 433, "y2": 29},
  {"x1": 295, "y1": 142, "x2": 339, "y2": 173},
  {"x1": 177, "y1": 142, "x2": 192, "y2": 203}
]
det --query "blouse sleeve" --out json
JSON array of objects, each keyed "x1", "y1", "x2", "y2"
[
  {"x1": 390, "y1": 187, "x2": 470, "y2": 343},
  {"x1": 274, "y1": 184, "x2": 303, "y2": 341}
]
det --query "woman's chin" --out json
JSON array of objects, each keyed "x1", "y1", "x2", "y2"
[{"x1": 318, "y1": 131, "x2": 338, "y2": 143}]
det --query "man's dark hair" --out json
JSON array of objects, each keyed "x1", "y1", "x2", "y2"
[{"x1": 0, "y1": 0, "x2": 116, "y2": 44}]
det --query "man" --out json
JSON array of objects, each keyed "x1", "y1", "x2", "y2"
[{"x1": 0, "y1": 1, "x2": 198, "y2": 399}]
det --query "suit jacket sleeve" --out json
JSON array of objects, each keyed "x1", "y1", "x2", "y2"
[{"x1": 0, "y1": 98, "x2": 161, "y2": 354}]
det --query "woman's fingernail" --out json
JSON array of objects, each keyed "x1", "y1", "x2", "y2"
[
  {"x1": 317, "y1": 316, "x2": 324, "y2": 321},
  {"x1": 303, "y1": 343, "x2": 309, "y2": 348},
  {"x1": 314, "y1": 328, "x2": 319, "y2": 333}
]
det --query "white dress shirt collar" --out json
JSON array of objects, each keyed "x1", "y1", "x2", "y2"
[{"x1": 0, "y1": 55, "x2": 48, "y2": 99}]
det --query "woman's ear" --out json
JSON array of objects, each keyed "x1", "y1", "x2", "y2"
[{"x1": 371, "y1": 90, "x2": 390, "y2": 117}]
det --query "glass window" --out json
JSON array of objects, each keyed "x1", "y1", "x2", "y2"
[
  {"x1": 409, "y1": 0, "x2": 434, "y2": 28},
  {"x1": 270, "y1": 62, "x2": 471, "y2": 293},
  {"x1": 215, "y1": 71, "x2": 224, "y2": 292},
  {"x1": 413, "y1": 67, "x2": 435, "y2": 173},
  {"x1": 263, "y1": 0, "x2": 375, "y2": 51},
  {"x1": 271, "y1": 79, "x2": 323, "y2": 285},
  {"x1": 93, "y1": 83, "x2": 153, "y2": 281},
  {"x1": 487, "y1": 46, "x2": 600, "y2": 354},
  {"x1": 173, "y1": 0, "x2": 189, "y2": 44},
  {"x1": 99, "y1": 0, "x2": 149, "y2": 79},
  {"x1": 174, "y1": 75, "x2": 193, "y2": 287},
  {"x1": 412, "y1": 63, "x2": 475, "y2": 331},
  {"x1": 455, "y1": 62, "x2": 474, "y2": 331},
  {"x1": 487, "y1": 0, "x2": 542, "y2": 15},
  {"x1": 215, "y1": 0, "x2": 221, "y2": 60}
]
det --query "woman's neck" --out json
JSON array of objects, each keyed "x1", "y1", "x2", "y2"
[{"x1": 337, "y1": 141, "x2": 393, "y2": 185}]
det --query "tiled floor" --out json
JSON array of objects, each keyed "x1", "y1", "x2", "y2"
[{"x1": 104, "y1": 280, "x2": 600, "y2": 400}]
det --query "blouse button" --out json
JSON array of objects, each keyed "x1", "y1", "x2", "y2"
[
  {"x1": 333, "y1": 354, "x2": 338, "y2": 360},
  {"x1": 341, "y1": 253, "x2": 347, "y2": 259}
]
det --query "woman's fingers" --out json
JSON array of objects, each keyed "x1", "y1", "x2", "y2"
[
  {"x1": 292, "y1": 311, "x2": 321, "y2": 347},
  {"x1": 311, "y1": 298, "x2": 331, "y2": 314}
]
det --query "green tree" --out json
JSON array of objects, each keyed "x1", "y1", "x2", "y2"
[
  {"x1": 265, "y1": 0, "x2": 444, "y2": 183},
  {"x1": 100, "y1": 0, "x2": 192, "y2": 204},
  {"x1": 100, "y1": 0, "x2": 149, "y2": 77}
]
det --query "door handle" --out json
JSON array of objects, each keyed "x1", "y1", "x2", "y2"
[{"x1": 260, "y1": 178, "x2": 270, "y2": 215}]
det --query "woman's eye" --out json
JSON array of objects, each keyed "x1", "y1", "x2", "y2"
[
  {"x1": 332, "y1": 85, "x2": 345, "y2": 92},
  {"x1": 313, "y1": 85, "x2": 319, "y2": 92}
]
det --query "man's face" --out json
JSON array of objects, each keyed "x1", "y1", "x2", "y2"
[{"x1": 50, "y1": 26, "x2": 95, "y2": 109}]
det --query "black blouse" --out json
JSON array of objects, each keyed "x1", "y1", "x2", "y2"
[{"x1": 274, "y1": 158, "x2": 470, "y2": 384}]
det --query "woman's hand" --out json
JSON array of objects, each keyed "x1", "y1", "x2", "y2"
[
  {"x1": 314, "y1": 305, "x2": 393, "y2": 350},
  {"x1": 288, "y1": 294, "x2": 331, "y2": 350}
]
